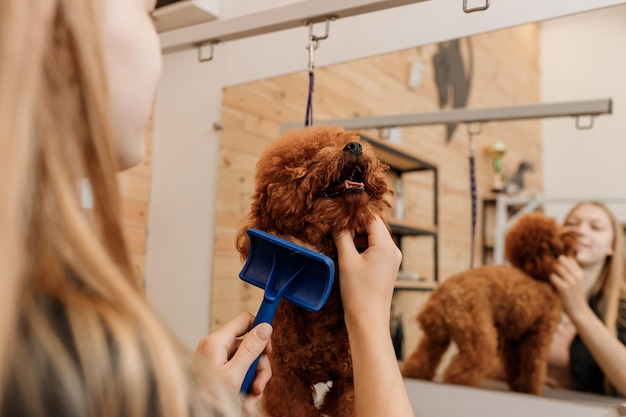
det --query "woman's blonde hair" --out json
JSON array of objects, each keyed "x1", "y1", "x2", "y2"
[
  {"x1": 0, "y1": 1, "x2": 239, "y2": 416},
  {"x1": 564, "y1": 201, "x2": 626, "y2": 332}
]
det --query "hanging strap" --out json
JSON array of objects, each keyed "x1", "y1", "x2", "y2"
[
  {"x1": 303, "y1": 18, "x2": 333, "y2": 127},
  {"x1": 304, "y1": 23, "x2": 317, "y2": 127},
  {"x1": 466, "y1": 123, "x2": 481, "y2": 269},
  {"x1": 305, "y1": 70, "x2": 314, "y2": 126},
  {"x1": 469, "y1": 138, "x2": 477, "y2": 269}
]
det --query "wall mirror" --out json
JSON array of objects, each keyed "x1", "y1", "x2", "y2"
[{"x1": 207, "y1": 2, "x2": 626, "y2": 406}]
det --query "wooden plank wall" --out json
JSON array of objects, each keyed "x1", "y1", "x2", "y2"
[{"x1": 212, "y1": 24, "x2": 541, "y2": 330}]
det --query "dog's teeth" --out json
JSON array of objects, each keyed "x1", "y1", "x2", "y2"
[{"x1": 344, "y1": 180, "x2": 365, "y2": 190}]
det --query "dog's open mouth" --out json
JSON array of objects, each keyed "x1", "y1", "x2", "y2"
[{"x1": 319, "y1": 165, "x2": 365, "y2": 198}]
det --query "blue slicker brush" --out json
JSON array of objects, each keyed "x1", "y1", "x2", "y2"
[{"x1": 238, "y1": 228, "x2": 335, "y2": 394}]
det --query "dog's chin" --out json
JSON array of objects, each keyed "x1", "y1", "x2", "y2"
[{"x1": 310, "y1": 188, "x2": 383, "y2": 254}]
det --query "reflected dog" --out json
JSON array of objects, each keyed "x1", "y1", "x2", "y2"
[{"x1": 402, "y1": 212, "x2": 577, "y2": 394}]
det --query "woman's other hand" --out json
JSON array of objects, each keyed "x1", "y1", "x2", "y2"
[
  {"x1": 549, "y1": 255, "x2": 592, "y2": 320},
  {"x1": 195, "y1": 312, "x2": 272, "y2": 411},
  {"x1": 332, "y1": 216, "x2": 402, "y2": 326}
]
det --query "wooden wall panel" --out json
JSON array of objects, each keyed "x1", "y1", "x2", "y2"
[{"x1": 212, "y1": 24, "x2": 541, "y2": 330}]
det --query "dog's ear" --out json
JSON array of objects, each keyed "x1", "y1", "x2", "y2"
[{"x1": 236, "y1": 217, "x2": 255, "y2": 261}]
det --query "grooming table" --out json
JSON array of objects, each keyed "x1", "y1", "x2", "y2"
[{"x1": 405, "y1": 379, "x2": 624, "y2": 417}]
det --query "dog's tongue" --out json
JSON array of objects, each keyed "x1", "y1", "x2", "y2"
[
  {"x1": 342, "y1": 180, "x2": 365, "y2": 192},
  {"x1": 328, "y1": 180, "x2": 365, "y2": 195}
]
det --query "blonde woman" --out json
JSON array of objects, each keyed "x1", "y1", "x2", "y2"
[
  {"x1": 0, "y1": 1, "x2": 411, "y2": 416},
  {"x1": 548, "y1": 201, "x2": 626, "y2": 396}
]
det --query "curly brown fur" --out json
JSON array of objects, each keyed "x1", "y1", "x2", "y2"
[
  {"x1": 402, "y1": 212, "x2": 577, "y2": 394},
  {"x1": 236, "y1": 126, "x2": 392, "y2": 417}
]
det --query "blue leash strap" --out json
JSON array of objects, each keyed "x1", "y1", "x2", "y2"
[
  {"x1": 305, "y1": 70, "x2": 314, "y2": 126},
  {"x1": 469, "y1": 137, "x2": 477, "y2": 269}
]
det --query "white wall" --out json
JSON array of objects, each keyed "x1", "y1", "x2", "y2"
[
  {"x1": 147, "y1": 0, "x2": 626, "y2": 348},
  {"x1": 541, "y1": 5, "x2": 626, "y2": 222}
]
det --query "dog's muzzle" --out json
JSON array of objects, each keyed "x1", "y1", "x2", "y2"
[{"x1": 318, "y1": 142, "x2": 368, "y2": 198}]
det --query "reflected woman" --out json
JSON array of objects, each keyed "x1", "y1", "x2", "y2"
[{"x1": 547, "y1": 201, "x2": 626, "y2": 396}]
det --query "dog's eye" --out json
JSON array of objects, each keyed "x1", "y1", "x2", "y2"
[{"x1": 307, "y1": 161, "x2": 318, "y2": 168}]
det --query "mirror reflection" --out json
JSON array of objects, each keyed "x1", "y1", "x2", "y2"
[{"x1": 210, "y1": 2, "x2": 626, "y2": 405}]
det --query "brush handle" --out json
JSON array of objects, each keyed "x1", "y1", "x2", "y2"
[{"x1": 240, "y1": 298, "x2": 279, "y2": 394}]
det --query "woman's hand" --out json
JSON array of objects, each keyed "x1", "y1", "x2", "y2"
[
  {"x1": 332, "y1": 216, "x2": 414, "y2": 417},
  {"x1": 332, "y1": 216, "x2": 402, "y2": 326},
  {"x1": 195, "y1": 312, "x2": 272, "y2": 411},
  {"x1": 550, "y1": 257, "x2": 626, "y2": 396},
  {"x1": 549, "y1": 255, "x2": 592, "y2": 321}
]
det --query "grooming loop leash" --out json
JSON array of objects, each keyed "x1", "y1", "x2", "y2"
[
  {"x1": 467, "y1": 123, "x2": 482, "y2": 269},
  {"x1": 305, "y1": 35, "x2": 316, "y2": 127},
  {"x1": 304, "y1": 18, "x2": 333, "y2": 127}
]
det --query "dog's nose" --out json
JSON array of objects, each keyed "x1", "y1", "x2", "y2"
[{"x1": 343, "y1": 142, "x2": 362, "y2": 156}]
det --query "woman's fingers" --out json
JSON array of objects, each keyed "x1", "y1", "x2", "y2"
[
  {"x1": 250, "y1": 353, "x2": 272, "y2": 395},
  {"x1": 332, "y1": 227, "x2": 358, "y2": 259},
  {"x1": 365, "y1": 216, "x2": 402, "y2": 268},
  {"x1": 195, "y1": 313, "x2": 273, "y2": 395},
  {"x1": 559, "y1": 256, "x2": 579, "y2": 277},
  {"x1": 239, "y1": 327, "x2": 273, "y2": 414},
  {"x1": 196, "y1": 311, "x2": 255, "y2": 363},
  {"x1": 550, "y1": 256, "x2": 588, "y2": 317},
  {"x1": 549, "y1": 272, "x2": 566, "y2": 289},
  {"x1": 214, "y1": 311, "x2": 255, "y2": 339},
  {"x1": 228, "y1": 323, "x2": 273, "y2": 375},
  {"x1": 553, "y1": 256, "x2": 582, "y2": 284}
]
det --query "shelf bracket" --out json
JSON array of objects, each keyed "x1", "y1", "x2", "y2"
[
  {"x1": 463, "y1": 0, "x2": 491, "y2": 13},
  {"x1": 575, "y1": 114, "x2": 595, "y2": 130},
  {"x1": 194, "y1": 41, "x2": 217, "y2": 62}
]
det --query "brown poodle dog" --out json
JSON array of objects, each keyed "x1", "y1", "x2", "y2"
[
  {"x1": 236, "y1": 126, "x2": 392, "y2": 417},
  {"x1": 402, "y1": 212, "x2": 577, "y2": 394}
]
